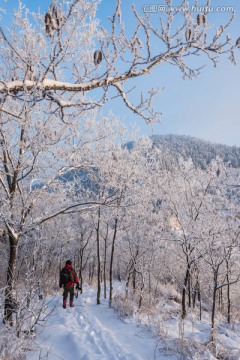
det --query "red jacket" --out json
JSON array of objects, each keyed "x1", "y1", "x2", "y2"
[{"x1": 60, "y1": 264, "x2": 79, "y2": 287}]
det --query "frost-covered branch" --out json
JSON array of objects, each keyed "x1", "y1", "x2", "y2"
[{"x1": 0, "y1": 0, "x2": 236, "y2": 123}]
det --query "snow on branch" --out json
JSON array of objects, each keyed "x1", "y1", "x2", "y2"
[{"x1": 0, "y1": 0, "x2": 237, "y2": 124}]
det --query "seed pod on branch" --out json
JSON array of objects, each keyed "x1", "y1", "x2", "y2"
[
  {"x1": 236, "y1": 37, "x2": 240, "y2": 48},
  {"x1": 44, "y1": 2, "x2": 63, "y2": 37},
  {"x1": 50, "y1": 2, "x2": 63, "y2": 28},
  {"x1": 45, "y1": 12, "x2": 54, "y2": 37},
  {"x1": 185, "y1": 28, "x2": 192, "y2": 41},
  {"x1": 93, "y1": 50, "x2": 102, "y2": 65},
  {"x1": 197, "y1": 14, "x2": 206, "y2": 26}
]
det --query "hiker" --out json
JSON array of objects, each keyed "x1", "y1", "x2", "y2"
[{"x1": 59, "y1": 260, "x2": 81, "y2": 309}]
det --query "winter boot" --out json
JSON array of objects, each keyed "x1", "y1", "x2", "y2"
[
  {"x1": 63, "y1": 299, "x2": 66, "y2": 309},
  {"x1": 70, "y1": 300, "x2": 74, "y2": 308}
]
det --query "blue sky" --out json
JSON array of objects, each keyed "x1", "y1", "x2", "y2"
[{"x1": 1, "y1": 0, "x2": 240, "y2": 146}]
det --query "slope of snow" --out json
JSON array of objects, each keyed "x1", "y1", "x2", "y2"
[{"x1": 27, "y1": 285, "x2": 159, "y2": 360}]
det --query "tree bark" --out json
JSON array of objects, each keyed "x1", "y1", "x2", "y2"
[
  {"x1": 226, "y1": 261, "x2": 231, "y2": 323},
  {"x1": 109, "y1": 218, "x2": 118, "y2": 307},
  {"x1": 4, "y1": 231, "x2": 19, "y2": 325},
  {"x1": 188, "y1": 274, "x2": 191, "y2": 309},
  {"x1": 198, "y1": 282, "x2": 202, "y2": 321},
  {"x1": 138, "y1": 272, "x2": 145, "y2": 310},
  {"x1": 125, "y1": 261, "x2": 133, "y2": 299},
  {"x1": 103, "y1": 225, "x2": 108, "y2": 300},
  {"x1": 96, "y1": 207, "x2": 101, "y2": 305},
  {"x1": 78, "y1": 247, "x2": 83, "y2": 293},
  {"x1": 211, "y1": 273, "x2": 218, "y2": 341},
  {"x1": 89, "y1": 258, "x2": 95, "y2": 284},
  {"x1": 181, "y1": 264, "x2": 190, "y2": 319}
]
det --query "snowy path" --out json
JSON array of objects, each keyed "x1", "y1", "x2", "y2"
[{"x1": 28, "y1": 286, "x2": 157, "y2": 360}]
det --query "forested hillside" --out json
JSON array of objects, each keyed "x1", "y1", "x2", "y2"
[{"x1": 150, "y1": 134, "x2": 240, "y2": 169}]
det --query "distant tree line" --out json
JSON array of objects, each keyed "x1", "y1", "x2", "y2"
[{"x1": 151, "y1": 134, "x2": 240, "y2": 169}]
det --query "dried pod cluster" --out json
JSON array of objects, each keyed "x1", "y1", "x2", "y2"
[
  {"x1": 93, "y1": 50, "x2": 102, "y2": 65},
  {"x1": 197, "y1": 14, "x2": 206, "y2": 26},
  {"x1": 185, "y1": 13, "x2": 207, "y2": 42},
  {"x1": 185, "y1": 28, "x2": 192, "y2": 42},
  {"x1": 45, "y1": 2, "x2": 63, "y2": 37}
]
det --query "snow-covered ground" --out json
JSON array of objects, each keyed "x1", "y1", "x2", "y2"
[
  {"x1": 25, "y1": 284, "x2": 240, "y2": 360},
  {"x1": 27, "y1": 285, "x2": 158, "y2": 360}
]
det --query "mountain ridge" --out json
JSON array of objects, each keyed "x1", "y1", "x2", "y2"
[{"x1": 149, "y1": 134, "x2": 240, "y2": 169}]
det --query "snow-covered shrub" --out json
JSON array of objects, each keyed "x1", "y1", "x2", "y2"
[
  {"x1": 156, "y1": 338, "x2": 214, "y2": 360},
  {"x1": 112, "y1": 294, "x2": 137, "y2": 319},
  {"x1": 0, "y1": 328, "x2": 33, "y2": 360}
]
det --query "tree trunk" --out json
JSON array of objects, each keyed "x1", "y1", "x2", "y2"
[
  {"x1": 79, "y1": 248, "x2": 83, "y2": 293},
  {"x1": 193, "y1": 277, "x2": 202, "y2": 321},
  {"x1": 211, "y1": 273, "x2": 218, "y2": 341},
  {"x1": 96, "y1": 207, "x2": 101, "y2": 305},
  {"x1": 78, "y1": 232, "x2": 91, "y2": 293},
  {"x1": 192, "y1": 285, "x2": 196, "y2": 309},
  {"x1": 89, "y1": 259, "x2": 95, "y2": 284},
  {"x1": 117, "y1": 265, "x2": 121, "y2": 282},
  {"x1": 198, "y1": 283, "x2": 202, "y2": 321},
  {"x1": 188, "y1": 274, "x2": 191, "y2": 308},
  {"x1": 219, "y1": 287, "x2": 223, "y2": 313},
  {"x1": 148, "y1": 269, "x2": 151, "y2": 306},
  {"x1": 227, "y1": 281, "x2": 231, "y2": 324},
  {"x1": 103, "y1": 225, "x2": 108, "y2": 300},
  {"x1": 109, "y1": 218, "x2": 118, "y2": 307},
  {"x1": 132, "y1": 269, "x2": 136, "y2": 293},
  {"x1": 226, "y1": 266, "x2": 231, "y2": 323},
  {"x1": 138, "y1": 273, "x2": 145, "y2": 310},
  {"x1": 181, "y1": 264, "x2": 190, "y2": 319},
  {"x1": 4, "y1": 232, "x2": 19, "y2": 325},
  {"x1": 103, "y1": 241, "x2": 107, "y2": 299},
  {"x1": 125, "y1": 262, "x2": 133, "y2": 299}
]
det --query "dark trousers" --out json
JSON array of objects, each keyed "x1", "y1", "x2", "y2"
[{"x1": 63, "y1": 286, "x2": 74, "y2": 301}]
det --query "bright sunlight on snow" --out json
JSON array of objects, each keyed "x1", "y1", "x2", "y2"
[{"x1": 27, "y1": 285, "x2": 157, "y2": 360}]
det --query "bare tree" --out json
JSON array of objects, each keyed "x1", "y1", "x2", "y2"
[{"x1": 197, "y1": 220, "x2": 240, "y2": 341}]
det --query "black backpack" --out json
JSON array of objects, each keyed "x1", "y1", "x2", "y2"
[{"x1": 60, "y1": 268, "x2": 74, "y2": 286}]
